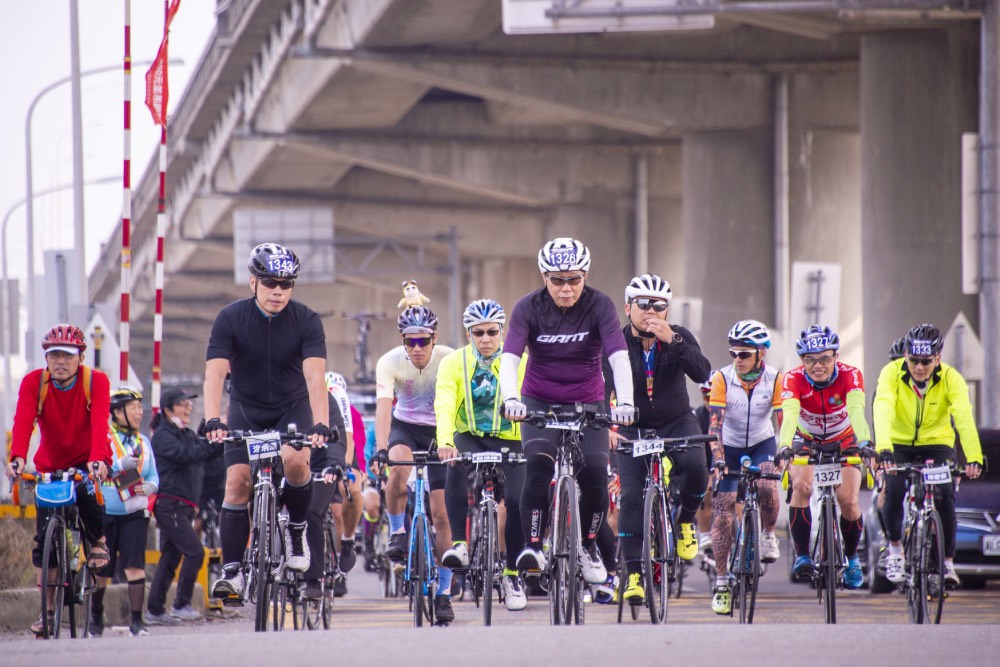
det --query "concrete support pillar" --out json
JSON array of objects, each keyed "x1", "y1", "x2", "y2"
[
  {"x1": 860, "y1": 27, "x2": 979, "y2": 396},
  {"x1": 682, "y1": 129, "x2": 774, "y2": 369}
]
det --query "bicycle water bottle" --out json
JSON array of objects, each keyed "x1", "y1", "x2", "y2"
[{"x1": 67, "y1": 528, "x2": 82, "y2": 571}]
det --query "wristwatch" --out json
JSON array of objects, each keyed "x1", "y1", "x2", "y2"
[{"x1": 670, "y1": 333, "x2": 683, "y2": 344}]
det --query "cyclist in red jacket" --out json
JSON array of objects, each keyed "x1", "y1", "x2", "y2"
[{"x1": 6, "y1": 324, "x2": 112, "y2": 635}]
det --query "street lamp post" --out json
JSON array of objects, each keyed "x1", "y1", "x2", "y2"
[{"x1": 21, "y1": 59, "x2": 181, "y2": 371}]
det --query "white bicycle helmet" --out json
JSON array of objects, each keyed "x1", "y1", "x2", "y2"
[
  {"x1": 325, "y1": 371, "x2": 347, "y2": 392},
  {"x1": 537, "y1": 237, "x2": 591, "y2": 273},
  {"x1": 462, "y1": 299, "x2": 506, "y2": 329},
  {"x1": 728, "y1": 319, "x2": 771, "y2": 349},
  {"x1": 624, "y1": 274, "x2": 672, "y2": 305}
]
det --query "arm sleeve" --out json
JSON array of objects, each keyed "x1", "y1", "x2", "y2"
[
  {"x1": 778, "y1": 398, "x2": 800, "y2": 450},
  {"x1": 945, "y1": 368, "x2": 983, "y2": 464},
  {"x1": 607, "y1": 350, "x2": 634, "y2": 407},
  {"x1": 845, "y1": 390, "x2": 871, "y2": 442},
  {"x1": 499, "y1": 352, "x2": 522, "y2": 403},
  {"x1": 674, "y1": 328, "x2": 711, "y2": 383},
  {"x1": 434, "y1": 351, "x2": 462, "y2": 449},
  {"x1": 328, "y1": 395, "x2": 347, "y2": 447},
  {"x1": 141, "y1": 437, "x2": 159, "y2": 494},
  {"x1": 872, "y1": 362, "x2": 898, "y2": 452}
]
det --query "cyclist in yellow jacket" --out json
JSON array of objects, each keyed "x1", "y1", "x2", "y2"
[
  {"x1": 435, "y1": 299, "x2": 528, "y2": 612},
  {"x1": 873, "y1": 323, "x2": 983, "y2": 588}
]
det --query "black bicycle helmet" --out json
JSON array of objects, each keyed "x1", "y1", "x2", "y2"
[
  {"x1": 888, "y1": 337, "x2": 907, "y2": 361},
  {"x1": 110, "y1": 386, "x2": 142, "y2": 411},
  {"x1": 904, "y1": 323, "x2": 943, "y2": 356},
  {"x1": 397, "y1": 306, "x2": 438, "y2": 334},
  {"x1": 248, "y1": 243, "x2": 300, "y2": 280}
]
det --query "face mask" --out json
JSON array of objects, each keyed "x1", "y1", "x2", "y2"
[{"x1": 170, "y1": 415, "x2": 184, "y2": 428}]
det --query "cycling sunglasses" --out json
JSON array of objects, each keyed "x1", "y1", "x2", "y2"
[
  {"x1": 632, "y1": 299, "x2": 668, "y2": 313},
  {"x1": 258, "y1": 277, "x2": 295, "y2": 290},
  {"x1": 404, "y1": 336, "x2": 434, "y2": 349},
  {"x1": 907, "y1": 356, "x2": 936, "y2": 367},
  {"x1": 470, "y1": 328, "x2": 501, "y2": 338},
  {"x1": 546, "y1": 274, "x2": 585, "y2": 287},
  {"x1": 729, "y1": 349, "x2": 756, "y2": 360}
]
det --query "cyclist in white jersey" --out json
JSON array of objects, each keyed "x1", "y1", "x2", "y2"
[{"x1": 369, "y1": 306, "x2": 457, "y2": 623}]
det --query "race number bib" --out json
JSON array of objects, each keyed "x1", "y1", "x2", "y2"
[
  {"x1": 470, "y1": 452, "x2": 503, "y2": 464},
  {"x1": 813, "y1": 463, "x2": 842, "y2": 487},
  {"x1": 632, "y1": 439, "x2": 665, "y2": 457},
  {"x1": 247, "y1": 431, "x2": 281, "y2": 461},
  {"x1": 921, "y1": 465, "x2": 951, "y2": 485}
]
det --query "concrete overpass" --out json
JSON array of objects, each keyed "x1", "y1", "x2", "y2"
[{"x1": 87, "y1": 0, "x2": 1000, "y2": 423}]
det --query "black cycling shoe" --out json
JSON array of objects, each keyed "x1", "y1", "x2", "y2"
[
  {"x1": 386, "y1": 532, "x2": 408, "y2": 564},
  {"x1": 433, "y1": 595, "x2": 455, "y2": 625},
  {"x1": 301, "y1": 579, "x2": 323, "y2": 600},
  {"x1": 333, "y1": 574, "x2": 348, "y2": 598},
  {"x1": 339, "y1": 539, "x2": 357, "y2": 573}
]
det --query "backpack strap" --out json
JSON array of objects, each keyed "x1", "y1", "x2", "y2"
[{"x1": 36, "y1": 366, "x2": 92, "y2": 417}]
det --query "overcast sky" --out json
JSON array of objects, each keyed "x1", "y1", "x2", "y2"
[{"x1": 0, "y1": 0, "x2": 216, "y2": 285}]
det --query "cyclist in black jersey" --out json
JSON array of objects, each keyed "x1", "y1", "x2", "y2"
[
  {"x1": 204, "y1": 243, "x2": 332, "y2": 601},
  {"x1": 612, "y1": 274, "x2": 712, "y2": 603}
]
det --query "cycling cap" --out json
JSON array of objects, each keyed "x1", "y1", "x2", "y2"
[
  {"x1": 905, "y1": 323, "x2": 943, "y2": 356},
  {"x1": 795, "y1": 325, "x2": 840, "y2": 356},
  {"x1": 110, "y1": 386, "x2": 143, "y2": 411},
  {"x1": 888, "y1": 337, "x2": 907, "y2": 361},
  {"x1": 463, "y1": 299, "x2": 506, "y2": 330},
  {"x1": 42, "y1": 324, "x2": 87, "y2": 354},
  {"x1": 624, "y1": 274, "x2": 672, "y2": 305},
  {"x1": 248, "y1": 243, "x2": 300, "y2": 280},
  {"x1": 728, "y1": 319, "x2": 771, "y2": 349},
  {"x1": 537, "y1": 237, "x2": 591, "y2": 273},
  {"x1": 325, "y1": 371, "x2": 347, "y2": 392},
  {"x1": 398, "y1": 306, "x2": 438, "y2": 335}
]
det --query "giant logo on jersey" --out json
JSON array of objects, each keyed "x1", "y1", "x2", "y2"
[{"x1": 536, "y1": 332, "x2": 589, "y2": 343}]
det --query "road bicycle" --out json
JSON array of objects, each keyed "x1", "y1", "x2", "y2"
[
  {"x1": 13, "y1": 464, "x2": 102, "y2": 639},
  {"x1": 892, "y1": 461, "x2": 959, "y2": 624},
  {"x1": 219, "y1": 427, "x2": 308, "y2": 632},
  {"x1": 456, "y1": 449, "x2": 527, "y2": 626},
  {"x1": 614, "y1": 433, "x2": 716, "y2": 624},
  {"x1": 386, "y1": 450, "x2": 449, "y2": 627},
  {"x1": 720, "y1": 455, "x2": 782, "y2": 624},
  {"x1": 300, "y1": 467, "x2": 352, "y2": 630},
  {"x1": 786, "y1": 446, "x2": 868, "y2": 624},
  {"x1": 369, "y1": 476, "x2": 404, "y2": 599}
]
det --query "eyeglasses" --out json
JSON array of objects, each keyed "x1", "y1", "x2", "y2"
[
  {"x1": 258, "y1": 277, "x2": 295, "y2": 290},
  {"x1": 729, "y1": 349, "x2": 756, "y2": 360},
  {"x1": 546, "y1": 274, "x2": 585, "y2": 287},
  {"x1": 632, "y1": 299, "x2": 668, "y2": 313},
  {"x1": 470, "y1": 328, "x2": 501, "y2": 338},
  {"x1": 173, "y1": 400, "x2": 193, "y2": 409},
  {"x1": 801, "y1": 355, "x2": 836, "y2": 367},
  {"x1": 907, "y1": 356, "x2": 936, "y2": 367},
  {"x1": 404, "y1": 336, "x2": 434, "y2": 349}
]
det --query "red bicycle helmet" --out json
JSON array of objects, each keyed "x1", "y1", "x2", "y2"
[{"x1": 41, "y1": 324, "x2": 87, "y2": 353}]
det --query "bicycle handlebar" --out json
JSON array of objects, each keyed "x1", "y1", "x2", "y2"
[
  {"x1": 615, "y1": 433, "x2": 717, "y2": 455},
  {"x1": 456, "y1": 451, "x2": 528, "y2": 465},
  {"x1": 221, "y1": 429, "x2": 312, "y2": 450},
  {"x1": 385, "y1": 450, "x2": 448, "y2": 467},
  {"x1": 524, "y1": 408, "x2": 613, "y2": 430}
]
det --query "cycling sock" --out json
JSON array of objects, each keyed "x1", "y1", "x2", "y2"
[
  {"x1": 888, "y1": 543, "x2": 903, "y2": 556},
  {"x1": 576, "y1": 465, "x2": 609, "y2": 543},
  {"x1": 595, "y1": 520, "x2": 617, "y2": 571},
  {"x1": 840, "y1": 515, "x2": 863, "y2": 558},
  {"x1": 127, "y1": 577, "x2": 146, "y2": 613},
  {"x1": 789, "y1": 506, "x2": 812, "y2": 557},
  {"x1": 437, "y1": 567, "x2": 453, "y2": 596},
  {"x1": 388, "y1": 512, "x2": 406, "y2": 533},
  {"x1": 220, "y1": 505, "x2": 250, "y2": 565},
  {"x1": 521, "y1": 457, "x2": 555, "y2": 547},
  {"x1": 282, "y1": 479, "x2": 313, "y2": 524}
]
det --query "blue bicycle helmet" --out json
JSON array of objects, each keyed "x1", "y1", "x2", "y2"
[
  {"x1": 795, "y1": 325, "x2": 840, "y2": 356},
  {"x1": 397, "y1": 306, "x2": 438, "y2": 335}
]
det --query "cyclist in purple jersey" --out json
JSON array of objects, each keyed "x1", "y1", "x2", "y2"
[{"x1": 499, "y1": 237, "x2": 636, "y2": 592}]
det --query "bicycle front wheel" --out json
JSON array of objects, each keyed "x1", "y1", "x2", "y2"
[
  {"x1": 253, "y1": 490, "x2": 276, "y2": 632},
  {"x1": 41, "y1": 514, "x2": 67, "y2": 639},
  {"x1": 822, "y1": 498, "x2": 837, "y2": 624},
  {"x1": 481, "y1": 501, "x2": 498, "y2": 626},
  {"x1": 739, "y1": 508, "x2": 761, "y2": 624},
  {"x1": 918, "y1": 510, "x2": 946, "y2": 624},
  {"x1": 412, "y1": 520, "x2": 433, "y2": 627},
  {"x1": 642, "y1": 485, "x2": 669, "y2": 624},
  {"x1": 549, "y1": 475, "x2": 578, "y2": 626}
]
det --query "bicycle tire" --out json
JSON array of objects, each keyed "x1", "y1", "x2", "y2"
[
  {"x1": 741, "y1": 507, "x2": 761, "y2": 624},
  {"x1": 615, "y1": 539, "x2": 626, "y2": 623},
  {"x1": 905, "y1": 514, "x2": 922, "y2": 623},
  {"x1": 412, "y1": 519, "x2": 426, "y2": 627},
  {"x1": 552, "y1": 475, "x2": 579, "y2": 625},
  {"x1": 642, "y1": 485, "x2": 669, "y2": 624},
  {"x1": 823, "y1": 497, "x2": 837, "y2": 624},
  {"x1": 74, "y1": 553, "x2": 97, "y2": 639},
  {"x1": 41, "y1": 513, "x2": 67, "y2": 639},
  {"x1": 482, "y1": 500, "x2": 498, "y2": 626},
  {"x1": 919, "y1": 510, "x2": 946, "y2": 624},
  {"x1": 253, "y1": 488, "x2": 275, "y2": 632}
]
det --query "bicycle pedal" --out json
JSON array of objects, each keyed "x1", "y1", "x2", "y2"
[{"x1": 221, "y1": 596, "x2": 245, "y2": 607}]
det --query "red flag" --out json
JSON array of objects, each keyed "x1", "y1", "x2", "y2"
[{"x1": 145, "y1": 0, "x2": 182, "y2": 126}]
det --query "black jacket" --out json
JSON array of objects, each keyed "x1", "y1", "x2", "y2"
[
  {"x1": 623, "y1": 324, "x2": 712, "y2": 428},
  {"x1": 151, "y1": 419, "x2": 221, "y2": 503}
]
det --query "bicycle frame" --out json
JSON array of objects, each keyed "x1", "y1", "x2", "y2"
[{"x1": 726, "y1": 457, "x2": 781, "y2": 624}]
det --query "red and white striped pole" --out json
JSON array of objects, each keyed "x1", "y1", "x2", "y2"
[
  {"x1": 119, "y1": 0, "x2": 132, "y2": 385},
  {"x1": 151, "y1": 0, "x2": 169, "y2": 415}
]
